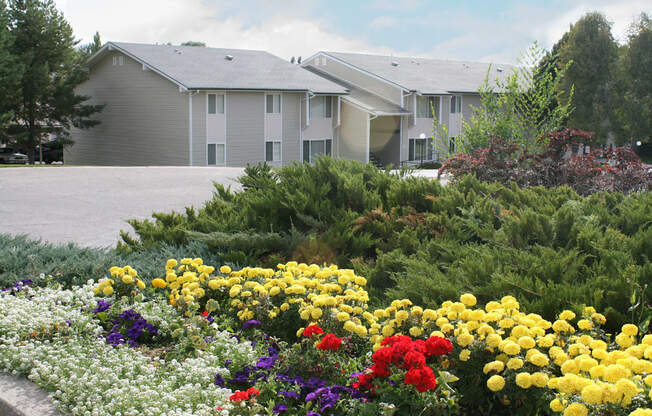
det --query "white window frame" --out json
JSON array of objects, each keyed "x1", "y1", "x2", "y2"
[
  {"x1": 302, "y1": 138, "x2": 332, "y2": 163},
  {"x1": 451, "y1": 95, "x2": 462, "y2": 114},
  {"x1": 265, "y1": 93, "x2": 282, "y2": 114},
  {"x1": 207, "y1": 93, "x2": 225, "y2": 115},
  {"x1": 112, "y1": 56, "x2": 117, "y2": 66},
  {"x1": 264, "y1": 139, "x2": 282, "y2": 163},
  {"x1": 206, "y1": 142, "x2": 226, "y2": 166},
  {"x1": 408, "y1": 137, "x2": 435, "y2": 161},
  {"x1": 416, "y1": 95, "x2": 440, "y2": 119},
  {"x1": 118, "y1": 55, "x2": 124, "y2": 66},
  {"x1": 309, "y1": 96, "x2": 332, "y2": 119}
]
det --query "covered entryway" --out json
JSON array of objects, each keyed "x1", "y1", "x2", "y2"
[{"x1": 369, "y1": 116, "x2": 401, "y2": 167}]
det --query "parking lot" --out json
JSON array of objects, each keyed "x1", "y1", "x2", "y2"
[{"x1": 0, "y1": 166, "x2": 245, "y2": 248}]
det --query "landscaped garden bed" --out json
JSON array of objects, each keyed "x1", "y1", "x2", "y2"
[{"x1": 1, "y1": 259, "x2": 651, "y2": 415}]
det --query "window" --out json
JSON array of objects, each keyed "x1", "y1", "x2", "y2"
[
  {"x1": 309, "y1": 96, "x2": 332, "y2": 119},
  {"x1": 112, "y1": 56, "x2": 117, "y2": 66},
  {"x1": 265, "y1": 141, "x2": 282, "y2": 162},
  {"x1": 416, "y1": 96, "x2": 440, "y2": 118},
  {"x1": 208, "y1": 94, "x2": 225, "y2": 114},
  {"x1": 266, "y1": 94, "x2": 281, "y2": 113},
  {"x1": 207, "y1": 143, "x2": 225, "y2": 166},
  {"x1": 408, "y1": 138, "x2": 434, "y2": 161},
  {"x1": 118, "y1": 56, "x2": 124, "y2": 66},
  {"x1": 451, "y1": 96, "x2": 462, "y2": 114},
  {"x1": 302, "y1": 139, "x2": 332, "y2": 163}
]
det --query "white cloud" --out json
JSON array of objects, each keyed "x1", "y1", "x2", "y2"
[
  {"x1": 369, "y1": 16, "x2": 398, "y2": 29},
  {"x1": 372, "y1": 0, "x2": 421, "y2": 10},
  {"x1": 54, "y1": 0, "x2": 394, "y2": 60},
  {"x1": 542, "y1": 1, "x2": 651, "y2": 46}
]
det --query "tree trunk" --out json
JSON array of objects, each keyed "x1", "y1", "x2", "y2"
[{"x1": 38, "y1": 136, "x2": 42, "y2": 164}]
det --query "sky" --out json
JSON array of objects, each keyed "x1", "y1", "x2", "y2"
[{"x1": 54, "y1": 0, "x2": 650, "y2": 65}]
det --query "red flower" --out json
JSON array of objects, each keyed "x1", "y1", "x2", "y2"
[
  {"x1": 201, "y1": 310, "x2": 209, "y2": 317},
  {"x1": 229, "y1": 390, "x2": 250, "y2": 402},
  {"x1": 316, "y1": 333, "x2": 342, "y2": 351},
  {"x1": 303, "y1": 325, "x2": 325, "y2": 337},
  {"x1": 402, "y1": 350, "x2": 426, "y2": 370},
  {"x1": 369, "y1": 362, "x2": 390, "y2": 377},
  {"x1": 425, "y1": 336, "x2": 453, "y2": 357},
  {"x1": 246, "y1": 387, "x2": 260, "y2": 397},
  {"x1": 371, "y1": 346, "x2": 393, "y2": 365},
  {"x1": 405, "y1": 366, "x2": 437, "y2": 392}
]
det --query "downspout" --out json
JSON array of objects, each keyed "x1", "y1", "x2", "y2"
[
  {"x1": 367, "y1": 113, "x2": 378, "y2": 164},
  {"x1": 188, "y1": 90, "x2": 198, "y2": 166}
]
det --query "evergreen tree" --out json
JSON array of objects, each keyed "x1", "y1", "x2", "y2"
[
  {"x1": 0, "y1": 0, "x2": 21, "y2": 136},
  {"x1": 556, "y1": 12, "x2": 618, "y2": 144},
  {"x1": 79, "y1": 31, "x2": 102, "y2": 58},
  {"x1": 617, "y1": 13, "x2": 652, "y2": 145},
  {"x1": 5, "y1": 0, "x2": 103, "y2": 163}
]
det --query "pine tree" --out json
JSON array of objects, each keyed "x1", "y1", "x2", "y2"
[
  {"x1": 5, "y1": 0, "x2": 103, "y2": 163},
  {"x1": 0, "y1": 0, "x2": 21, "y2": 136}
]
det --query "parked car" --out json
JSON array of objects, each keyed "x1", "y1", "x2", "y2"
[
  {"x1": 0, "y1": 148, "x2": 28, "y2": 164},
  {"x1": 33, "y1": 143, "x2": 63, "y2": 164}
]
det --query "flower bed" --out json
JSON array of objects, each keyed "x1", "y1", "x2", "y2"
[{"x1": 1, "y1": 259, "x2": 651, "y2": 415}]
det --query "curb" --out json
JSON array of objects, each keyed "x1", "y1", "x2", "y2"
[{"x1": 0, "y1": 373, "x2": 63, "y2": 416}]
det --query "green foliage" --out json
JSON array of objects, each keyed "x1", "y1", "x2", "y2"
[
  {"x1": 556, "y1": 12, "x2": 619, "y2": 144},
  {"x1": 0, "y1": 233, "x2": 225, "y2": 288},
  {"x1": 2, "y1": 0, "x2": 103, "y2": 161},
  {"x1": 118, "y1": 157, "x2": 652, "y2": 333},
  {"x1": 459, "y1": 42, "x2": 573, "y2": 152}
]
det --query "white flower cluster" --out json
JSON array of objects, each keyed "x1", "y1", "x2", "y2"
[{"x1": 0, "y1": 284, "x2": 256, "y2": 416}]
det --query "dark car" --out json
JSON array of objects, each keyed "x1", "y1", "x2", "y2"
[
  {"x1": 0, "y1": 148, "x2": 28, "y2": 164},
  {"x1": 33, "y1": 143, "x2": 63, "y2": 164}
]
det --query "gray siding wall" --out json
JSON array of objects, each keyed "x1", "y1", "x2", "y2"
[
  {"x1": 226, "y1": 92, "x2": 264, "y2": 166},
  {"x1": 339, "y1": 101, "x2": 368, "y2": 163},
  {"x1": 65, "y1": 51, "x2": 189, "y2": 165},
  {"x1": 462, "y1": 94, "x2": 481, "y2": 122},
  {"x1": 306, "y1": 55, "x2": 403, "y2": 104},
  {"x1": 282, "y1": 92, "x2": 301, "y2": 165},
  {"x1": 192, "y1": 92, "x2": 206, "y2": 166}
]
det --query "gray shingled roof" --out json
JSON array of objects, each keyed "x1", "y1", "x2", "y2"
[
  {"x1": 305, "y1": 67, "x2": 410, "y2": 115},
  {"x1": 92, "y1": 42, "x2": 348, "y2": 94},
  {"x1": 323, "y1": 51, "x2": 517, "y2": 94}
]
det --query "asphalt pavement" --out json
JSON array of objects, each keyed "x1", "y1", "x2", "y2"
[{"x1": 0, "y1": 166, "x2": 244, "y2": 248}]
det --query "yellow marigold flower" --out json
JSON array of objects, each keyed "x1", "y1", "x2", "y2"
[
  {"x1": 311, "y1": 308, "x2": 323, "y2": 320},
  {"x1": 460, "y1": 293, "x2": 477, "y2": 307},
  {"x1": 102, "y1": 286, "x2": 114, "y2": 296},
  {"x1": 354, "y1": 325, "x2": 368, "y2": 338},
  {"x1": 529, "y1": 353, "x2": 549, "y2": 367},
  {"x1": 395, "y1": 310, "x2": 409, "y2": 322},
  {"x1": 531, "y1": 372, "x2": 548, "y2": 388},
  {"x1": 486, "y1": 375, "x2": 505, "y2": 392},
  {"x1": 219, "y1": 265, "x2": 231, "y2": 275},
  {"x1": 135, "y1": 279, "x2": 145, "y2": 290},
  {"x1": 280, "y1": 302, "x2": 290, "y2": 312},
  {"x1": 502, "y1": 341, "x2": 521, "y2": 356},
  {"x1": 354, "y1": 276, "x2": 367, "y2": 286},
  {"x1": 563, "y1": 403, "x2": 587, "y2": 416},
  {"x1": 581, "y1": 383, "x2": 603, "y2": 405},
  {"x1": 382, "y1": 325, "x2": 394, "y2": 337},
  {"x1": 518, "y1": 336, "x2": 536, "y2": 350},
  {"x1": 343, "y1": 320, "x2": 357, "y2": 333},
  {"x1": 336, "y1": 311, "x2": 350, "y2": 322},
  {"x1": 549, "y1": 398, "x2": 564, "y2": 412},
  {"x1": 184, "y1": 295, "x2": 194, "y2": 303},
  {"x1": 616, "y1": 333, "x2": 634, "y2": 348},
  {"x1": 459, "y1": 349, "x2": 471, "y2": 361},
  {"x1": 577, "y1": 319, "x2": 593, "y2": 330},
  {"x1": 577, "y1": 357, "x2": 598, "y2": 372},
  {"x1": 499, "y1": 318, "x2": 515, "y2": 329},
  {"x1": 483, "y1": 360, "x2": 505, "y2": 374},
  {"x1": 486, "y1": 333, "x2": 502, "y2": 348},
  {"x1": 515, "y1": 372, "x2": 532, "y2": 389},
  {"x1": 507, "y1": 358, "x2": 524, "y2": 370},
  {"x1": 561, "y1": 360, "x2": 579, "y2": 375},
  {"x1": 621, "y1": 324, "x2": 638, "y2": 337},
  {"x1": 229, "y1": 286, "x2": 241, "y2": 298},
  {"x1": 616, "y1": 378, "x2": 640, "y2": 398},
  {"x1": 457, "y1": 332, "x2": 474, "y2": 347},
  {"x1": 559, "y1": 310, "x2": 576, "y2": 321},
  {"x1": 152, "y1": 279, "x2": 168, "y2": 289},
  {"x1": 408, "y1": 326, "x2": 423, "y2": 337},
  {"x1": 121, "y1": 275, "x2": 134, "y2": 285},
  {"x1": 591, "y1": 313, "x2": 606, "y2": 325}
]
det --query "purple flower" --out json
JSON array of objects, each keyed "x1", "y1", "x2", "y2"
[
  {"x1": 106, "y1": 332, "x2": 125, "y2": 345},
  {"x1": 279, "y1": 391, "x2": 300, "y2": 399},
  {"x1": 273, "y1": 404, "x2": 288, "y2": 414},
  {"x1": 255, "y1": 356, "x2": 276, "y2": 369},
  {"x1": 306, "y1": 412, "x2": 321, "y2": 416},
  {"x1": 93, "y1": 300, "x2": 111, "y2": 314},
  {"x1": 214, "y1": 373, "x2": 225, "y2": 387},
  {"x1": 242, "y1": 320, "x2": 261, "y2": 330}
]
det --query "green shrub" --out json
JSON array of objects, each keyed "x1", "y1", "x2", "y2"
[{"x1": 111, "y1": 157, "x2": 650, "y2": 332}]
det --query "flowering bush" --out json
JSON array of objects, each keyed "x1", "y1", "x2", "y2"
[{"x1": 441, "y1": 129, "x2": 652, "y2": 195}]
